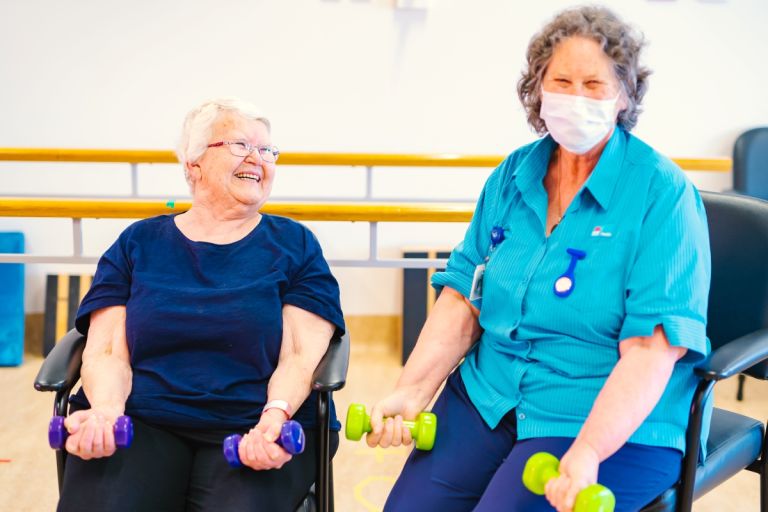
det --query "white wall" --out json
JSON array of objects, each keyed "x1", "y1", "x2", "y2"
[{"x1": 1, "y1": 0, "x2": 766, "y2": 315}]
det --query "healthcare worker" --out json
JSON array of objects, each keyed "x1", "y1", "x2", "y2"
[{"x1": 367, "y1": 6, "x2": 711, "y2": 512}]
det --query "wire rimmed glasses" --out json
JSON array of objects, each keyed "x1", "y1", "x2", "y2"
[{"x1": 207, "y1": 141, "x2": 280, "y2": 163}]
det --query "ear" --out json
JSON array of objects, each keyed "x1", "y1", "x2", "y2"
[
  {"x1": 186, "y1": 160, "x2": 202, "y2": 183},
  {"x1": 616, "y1": 91, "x2": 629, "y2": 116}
]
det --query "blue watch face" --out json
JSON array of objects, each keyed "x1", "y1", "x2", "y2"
[{"x1": 554, "y1": 276, "x2": 573, "y2": 296}]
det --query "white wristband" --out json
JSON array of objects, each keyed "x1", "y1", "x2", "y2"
[{"x1": 263, "y1": 399, "x2": 292, "y2": 418}]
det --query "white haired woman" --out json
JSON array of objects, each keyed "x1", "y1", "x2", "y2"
[
  {"x1": 56, "y1": 98, "x2": 345, "y2": 512},
  {"x1": 367, "y1": 6, "x2": 710, "y2": 512}
]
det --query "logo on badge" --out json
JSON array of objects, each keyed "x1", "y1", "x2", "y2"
[{"x1": 591, "y1": 225, "x2": 613, "y2": 238}]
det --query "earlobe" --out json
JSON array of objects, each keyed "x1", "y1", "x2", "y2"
[
  {"x1": 617, "y1": 92, "x2": 629, "y2": 114},
  {"x1": 186, "y1": 162, "x2": 202, "y2": 182}
]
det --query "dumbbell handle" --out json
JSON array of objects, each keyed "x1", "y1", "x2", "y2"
[
  {"x1": 346, "y1": 404, "x2": 437, "y2": 451},
  {"x1": 539, "y1": 465, "x2": 562, "y2": 485},
  {"x1": 541, "y1": 472, "x2": 613, "y2": 512},
  {"x1": 361, "y1": 416, "x2": 420, "y2": 437},
  {"x1": 48, "y1": 415, "x2": 134, "y2": 450},
  {"x1": 523, "y1": 452, "x2": 615, "y2": 512},
  {"x1": 223, "y1": 420, "x2": 305, "y2": 468}
]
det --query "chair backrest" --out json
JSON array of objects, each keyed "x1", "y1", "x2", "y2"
[
  {"x1": 733, "y1": 127, "x2": 768, "y2": 200},
  {"x1": 703, "y1": 191, "x2": 768, "y2": 379}
]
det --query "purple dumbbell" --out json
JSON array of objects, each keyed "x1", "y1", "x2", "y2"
[
  {"x1": 223, "y1": 420, "x2": 306, "y2": 468},
  {"x1": 48, "y1": 415, "x2": 134, "y2": 450}
]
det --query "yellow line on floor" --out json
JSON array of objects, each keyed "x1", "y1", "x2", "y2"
[
  {"x1": 353, "y1": 445, "x2": 408, "y2": 463},
  {"x1": 353, "y1": 475, "x2": 397, "y2": 512}
]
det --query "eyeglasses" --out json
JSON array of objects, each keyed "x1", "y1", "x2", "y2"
[{"x1": 207, "y1": 141, "x2": 280, "y2": 163}]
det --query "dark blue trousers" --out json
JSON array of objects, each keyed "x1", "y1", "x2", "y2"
[{"x1": 384, "y1": 371, "x2": 681, "y2": 512}]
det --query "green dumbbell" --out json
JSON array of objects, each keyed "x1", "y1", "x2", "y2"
[
  {"x1": 345, "y1": 403, "x2": 437, "y2": 451},
  {"x1": 522, "y1": 452, "x2": 615, "y2": 512}
]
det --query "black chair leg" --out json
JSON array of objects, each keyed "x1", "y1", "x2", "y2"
[
  {"x1": 761, "y1": 428, "x2": 768, "y2": 512},
  {"x1": 54, "y1": 389, "x2": 70, "y2": 492},
  {"x1": 737, "y1": 374, "x2": 746, "y2": 401},
  {"x1": 762, "y1": 466, "x2": 767, "y2": 512},
  {"x1": 329, "y1": 462, "x2": 334, "y2": 512},
  {"x1": 55, "y1": 449, "x2": 66, "y2": 493},
  {"x1": 316, "y1": 391, "x2": 331, "y2": 512}
]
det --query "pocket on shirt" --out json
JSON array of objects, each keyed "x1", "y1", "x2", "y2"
[{"x1": 565, "y1": 237, "x2": 629, "y2": 316}]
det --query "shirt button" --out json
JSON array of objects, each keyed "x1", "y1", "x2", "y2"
[{"x1": 518, "y1": 413, "x2": 526, "y2": 420}]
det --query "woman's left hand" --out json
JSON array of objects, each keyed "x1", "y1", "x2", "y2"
[
  {"x1": 237, "y1": 409, "x2": 293, "y2": 471},
  {"x1": 544, "y1": 440, "x2": 600, "y2": 512}
]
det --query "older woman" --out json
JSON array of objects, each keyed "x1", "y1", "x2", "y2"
[
  {"x1": 367, "y1": 6, "x2": 710, "y2": 512},
  {"x1": 57, "y1": 98, "x2": 345, "y2": 512}
]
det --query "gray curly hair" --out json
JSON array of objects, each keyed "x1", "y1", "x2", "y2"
[{"x1": 517, "y1": 5, "x2": 651, "y2": 135}]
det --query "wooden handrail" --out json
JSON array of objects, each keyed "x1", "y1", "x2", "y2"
[
  {"x1": 0, "y1": 148, "x2": 732, "y2": 172},
  {"x1": 0, "y1": 197, "x2": 474, "y2": 223}
]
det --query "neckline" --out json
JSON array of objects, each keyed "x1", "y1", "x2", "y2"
[{"x1": 170, "y1": 213, "x2": 265, "y2": 248}]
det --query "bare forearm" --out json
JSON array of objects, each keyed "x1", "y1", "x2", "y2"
[
  {"x1": 396, "y1": 287, "x2": 481, "y2": 404},
  {"x1": 577, "y1": 340, "x2": 681, "y2": 461},
  {"x1": 269, "y1": 305, "x2": 334, "y2": 415},
  {"x1": 81, "y1": 357, "x2": 132, "y2": 415},
  {"x1": 267, "y1": 360, "x2": 317, "y2": 415},
  {"x1": 80, "y1": 306, "x2": 132, "y2": 416}
]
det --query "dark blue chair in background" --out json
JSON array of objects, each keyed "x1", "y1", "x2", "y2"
[
  {"x1": 734, "y1": 127, "x2": 768, "y2": 200},
  {"x1": 732, "y1": 127, "x2": 768, "y2": 401},
  {"x1": 641, "y1": 191, "x2": 768, "y2": 512}
]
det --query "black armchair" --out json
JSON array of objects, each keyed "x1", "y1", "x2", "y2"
[
  {"x1": 640, "y1": 191, "x2": 768, "y2": 511},
  {"x1": 34, "y1": 328, "x2": 350, "y2": 512}
]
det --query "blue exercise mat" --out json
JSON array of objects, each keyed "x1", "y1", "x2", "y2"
[{"x1": 0, "y1": 232, "x2": 25, "y2": 366}]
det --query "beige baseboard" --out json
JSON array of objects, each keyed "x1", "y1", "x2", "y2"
[
  {"x1": 24, "y1": 313, "x2": 44, "y2": 355},
  {"x1": 344, "y1": 314, "x2": 401, "y2": 355}
]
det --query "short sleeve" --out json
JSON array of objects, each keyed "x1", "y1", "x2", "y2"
[
  {"x1": 283, "y1": 228, "x2": 345, "y2": 336},
  {"x1": 75, "y1": 232, "x2": 133, "y2": 335},
  {"x1": 431, "y1": 167, "x2": 501, "y2": 306},
  {"x1": 619, "y1": 180, "x2": 711, "y2": 362}
]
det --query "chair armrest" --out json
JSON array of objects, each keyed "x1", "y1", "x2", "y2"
[
  {"x1": 695, "y1": 328, "x2": 768, "y2": 380},
  {"x1": 33, "y1": 329, "x2": 86, "y2": 392},
  {"x1": 312, "y1": 332, "x2": 350, "y2": 392}
]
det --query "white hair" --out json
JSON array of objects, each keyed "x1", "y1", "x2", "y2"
[{"x1": 176, "y1": 97, "x2": 271, "y2": 184}]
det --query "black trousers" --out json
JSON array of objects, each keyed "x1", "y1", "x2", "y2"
[{"x1": 57, "y1": 415, "x2": 339, "y2": 512}]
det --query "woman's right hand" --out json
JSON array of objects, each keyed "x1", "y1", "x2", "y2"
[
  {"x1": 365, "y1": 287, "x2": 478, "y2": 449},
  {"x1": 237, "y1": 409, "x2": 294, "y2": 471},
  {"x1": 63, "y1": 407, "x2": 123, "y2": 460},
  {"x1": 365, "y1": 386, "x2": 430, "y2": 449}
]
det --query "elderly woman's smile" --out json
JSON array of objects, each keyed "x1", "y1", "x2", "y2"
[
  {"x1": 234, "y1": 169, "x2": 262, "y2": 182},
  {"x1": 187, "y1": 111, "x2": 276, "y2": 212}
]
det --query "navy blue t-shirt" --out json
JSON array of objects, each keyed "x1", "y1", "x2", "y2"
[{"x1": 72, "y1": 214, "x2": 345, "y2": 431}]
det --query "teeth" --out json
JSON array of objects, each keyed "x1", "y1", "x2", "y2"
[{"x1": 235, "y1": 174, "x2": 261, "y2": 182}]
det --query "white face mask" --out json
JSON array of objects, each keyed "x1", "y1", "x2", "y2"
[{"x1": 540, "y1": 89, "x2": 620, "y2": 155}]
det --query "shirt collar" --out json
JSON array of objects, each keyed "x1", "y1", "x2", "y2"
[
  {"x1": 582, "y1": 127, "x2": 627, "y2": 211},
  {"x1": 512, "y1": 128, "x2": 627, "y2": 211},
  {"x1": 512, "y1": 136, "x2": 555, "y2": 197}
]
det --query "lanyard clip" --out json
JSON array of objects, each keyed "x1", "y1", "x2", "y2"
[{"x1": 490, "y1": 226, "x2": 505, "y2": 249}]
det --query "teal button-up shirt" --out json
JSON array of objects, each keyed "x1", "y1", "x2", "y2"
[{"x1": 432, "y1": 128, "x2": 711, "y2": 455}]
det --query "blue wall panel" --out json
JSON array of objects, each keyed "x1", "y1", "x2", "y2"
[{"x1": 0, "y1": 233, "x2": 25, "y2": 366}]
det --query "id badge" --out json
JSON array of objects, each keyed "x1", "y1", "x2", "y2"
[{"x1": 469, "y1": 263, "x2": 486, "y2": 301}]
